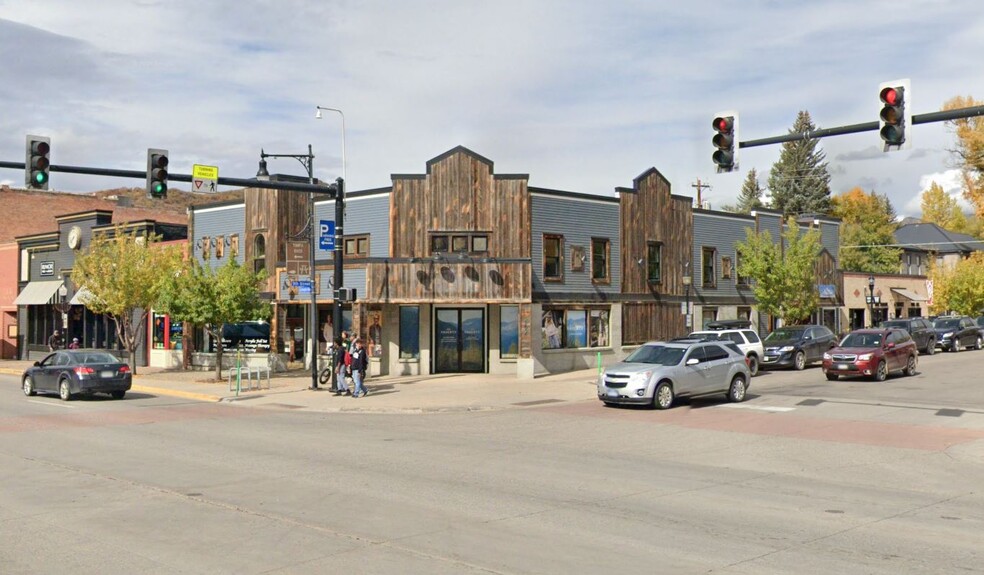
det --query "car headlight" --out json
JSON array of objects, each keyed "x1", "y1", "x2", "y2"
[
  {"x1": 629, "y1": 371, "x2": 653, "y2": 385},
  {"x1": 943, "y1": 332, "x2": 954, "y2": 338},
  {"x1": 779, "y1": 346, "x2": 795, "y2": 352},
  {"x1": 858, "y1": 353, "x2": 873, "y2": 361},
  {"x1": 823, "y1": 352, "x2": 831, "y2": 360}
]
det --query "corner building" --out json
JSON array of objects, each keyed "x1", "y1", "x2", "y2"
[{"x1": 191, "y1": 146, "x2": 833, "y2": 379}]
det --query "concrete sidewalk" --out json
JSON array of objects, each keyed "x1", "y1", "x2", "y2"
[{"x1": 0, "y1": 360, "x2": 601, "y2": 413}]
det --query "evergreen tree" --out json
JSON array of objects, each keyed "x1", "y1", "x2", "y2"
[
  {"x1": 734, "y1": 168, "x2": 764, "y2": 214},
  {"x1": 767, "y1": 111, "x2": 832, "y2": 216}
]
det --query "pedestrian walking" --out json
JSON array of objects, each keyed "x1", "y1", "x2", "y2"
[
  {"x1": 333, "y1": 335, "x2": 351, "y2": 396},
  {"x1": 350, "y1": 337, "x2": 369, "y2": 398},
  {"x1": 48, "y1": 329, "x2": 64, "y2": 352}
]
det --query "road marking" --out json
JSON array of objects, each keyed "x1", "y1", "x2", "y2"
[
  {"x1": 715, "y1": 403, "x2": 795, "y2": 413},
  {"x1": 25, "y1": 400, "x2": 77, "y2": 409}
]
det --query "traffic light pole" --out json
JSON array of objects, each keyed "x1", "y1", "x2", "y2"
[{"x1": 738, "y1": 105, "x2": 984, "y2": 149}]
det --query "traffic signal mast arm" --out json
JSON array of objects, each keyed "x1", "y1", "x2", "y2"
[{"x1": 737, "y1": 105, "x2": 984, "y2": 149}]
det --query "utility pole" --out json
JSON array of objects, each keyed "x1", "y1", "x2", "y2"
[{"x1": 692, "y1": 179, "x2": 711, "y2": 209}]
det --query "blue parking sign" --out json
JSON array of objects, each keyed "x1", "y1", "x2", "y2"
[{"x1": 319, "y1": 220, "x2": 335, "y2": 251}]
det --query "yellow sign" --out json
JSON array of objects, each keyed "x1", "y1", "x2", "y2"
[{"x1": 192, "y1": 164, "x2": 219, "y2": 180}]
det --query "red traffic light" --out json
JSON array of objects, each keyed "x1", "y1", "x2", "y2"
[
  {"x1": 713, "y1": 116, "x2": 733, "y2": 133},
  {"x1": 880, "y1": 86, "x2": 900, "y2": 106}
]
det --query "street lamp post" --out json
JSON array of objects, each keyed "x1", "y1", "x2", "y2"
[
  {"x1": 682, "y1": 261, "x2": 692, "y2": 329},
  {"x1": 315, "y1": 106, "x2": 346, "y2": 386},
  {"x1": 256, "y1": 146, "x2": 321, "y2": 391},
  {"x1": 867, "y1": 275, "x2": 876, "y2": 328}
]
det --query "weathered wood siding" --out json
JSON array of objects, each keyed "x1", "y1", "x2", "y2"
[
  {"x1": 367, "y1": 261, "x2": 530, "y2": 303},
  {"x1": 618, "y1": 169, "x2": 693, "y2": 343}
]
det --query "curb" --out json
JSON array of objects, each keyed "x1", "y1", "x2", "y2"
[{"x1": 130, "y1": 384, "x2": 224, "y2": 403}]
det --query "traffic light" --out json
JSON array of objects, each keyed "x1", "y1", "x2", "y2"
[
  {"x1": 712, "y1": 113, "x2": 738, "y2": 173},
  {"x1": 25, "y1": 135, "x2": 51, "y2": 190},
  {"x1": 878, "y1": 79, "x2": 911, "y2": 151},
  {"x1": 146, "y1": 148, "x2": 169, "y2": 199}
]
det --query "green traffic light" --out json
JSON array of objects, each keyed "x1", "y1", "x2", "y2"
[{"x1": 34, "y1": 172, "x2": 48, "y2": 185}]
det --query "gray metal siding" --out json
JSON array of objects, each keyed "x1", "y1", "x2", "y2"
[
  {"x1": 820, "y1": 221, "x2": 839, "y2": 263},
  {"x1": 531, "y1": 194, "x2": 621, "y2": 296},
  {"x1": 692, "y1": 213, "x2": 756, "y2": 300},
  {"x1": 315, "y1": 193, "x2": 390, "y2": 258},
  {"x1": 191, "y1": 204, "x2": 246, "y2": 269}
]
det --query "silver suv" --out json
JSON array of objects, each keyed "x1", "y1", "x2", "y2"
[
  {"x1": 598, "y1": 338, "x2": 751, "y2": 410},
  {"x1": 688, "y1": 328, "x2": 764, "y2": 376}
]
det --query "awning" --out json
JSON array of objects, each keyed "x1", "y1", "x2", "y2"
[
  {"x1": 13, "y1": 281, "x2": 64, "y2": 306},
  {"x1": 70, "y1": 287, "x2": 95, "y2": 305},
  {"x1": 891, "y1": 287, "x2": 927, "y2": 302}
]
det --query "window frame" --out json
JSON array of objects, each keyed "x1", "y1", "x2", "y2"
[
  {"x1": 543, "y1": 234, "x2": 564, "y2": 282},
  {"x1": 591, "y1": 237, "x2": 610, "y2": 284},
  {"x1": 344, "y1": 234, "x2": 370, "y2": 258},
  {"x1": 252, "y1": 233, "x2": 265, "y2": 275},
  {"x1": 646, "y1": 241, "x2": 662, "y2": 284},
  {"x1": 702, "y1": 246, "x2": 717, "y2": 288}
]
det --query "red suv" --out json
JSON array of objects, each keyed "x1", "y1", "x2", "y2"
[{"x1": 822, "y1": 328, "x2": 918, "y2": 382}]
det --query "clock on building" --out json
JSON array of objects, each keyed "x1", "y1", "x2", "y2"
[{"x1": 67, "y1": 226, "x2": 82, "y2": 250}]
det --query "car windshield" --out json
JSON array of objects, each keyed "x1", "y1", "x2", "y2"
[
  {"x1": 74, "y1": 352, "x2": 120, "y2": 364},
  {"x1": 839, "y1": 333, "x2": 882, "y2": 348},
  {"x1": 623, "y1": 345, "x2": 685, "y2": 366},
  {"x1": 880, "y1": 320, "x2": 906, "y2": 329},
  {"x1": 934, "y1": 319, "x2": 960, "y2": 329},
  {"x1": 764, "y1": 328, "x2": 804, "y2": 342}
]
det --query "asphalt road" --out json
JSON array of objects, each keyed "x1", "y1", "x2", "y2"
[{"x1": 1, "y1": 349, "x2": 983, "y2": 574}]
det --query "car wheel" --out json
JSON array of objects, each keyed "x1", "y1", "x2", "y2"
[
  {"x1": 747, "y1": 355, "x2": 759, "y2": 377},
  {"x1": 904, "y1": 355, "x2": 917, "y2": 376},
  {"x1": 793, "y1": 350, "x2": 806, "y2": 370},
  {"x1": 873, "y1": 360, "x2": 888, "y2": 382},
  {"x1": 924, "y1": 341, "x2": 935, "y2": 355},
  {"x1": 58, "y1": 378, "x2": 73, "y2": 401},
  {"x1": 949, "y1": 341, "x2": 960, "y2": 352},
  {"x1": 653, "y1": 381, "x2": 674, "y2": 410},
  {"x1": 825, "y1": 372, "x2": 839, "y2": 381},
  {"x1": 976, "y1": 336, "x2": 983, "y2": 351},
  {"x1": 111, "y1": 391, "x2": 126, "y2": 400},
  {"x1": 727, "y1": 375, "x2": 747, "y2": 403},
  {"x1": 22, "y1": 375, "x2": 36, "y2": 396}
]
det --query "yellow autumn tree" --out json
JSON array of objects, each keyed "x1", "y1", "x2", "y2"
[
  {"x1": 943, "y1": 96, "x2": 984, "y2": 224},
  {"x1": 920, "y1": 181, "x2": 969, "y2": 233}
]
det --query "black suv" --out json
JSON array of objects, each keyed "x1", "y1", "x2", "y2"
[
  {"x1": 761, "y1": 324, "x2": 837, "y2": 370},
  {"x1": 932, "y1": 316, "x2": 983, "y2": 352},
  {"x1": 880, "y1": 317, "x2": 937, "y2": 355}
]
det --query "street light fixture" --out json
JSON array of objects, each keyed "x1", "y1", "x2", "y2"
[
  {"x1": 315, "y1": 106, "x2": 347, "y2": 388},
  {"x1": 255, "y1": 146, "x2": 320, "y2": 391},
  {"x1": 867, "y1": 275, "x2": 876, "y2": 327}
]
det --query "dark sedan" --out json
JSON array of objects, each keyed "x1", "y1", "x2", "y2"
[
  {"x1": 760, "y1": 325, "x2": 837, "y2": 370},
  {"x1": 22, "y1": 350, "x2": 132, "y2": 401}
]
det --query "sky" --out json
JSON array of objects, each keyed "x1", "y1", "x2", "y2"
[{"x1": 1, "y1": 0, "x2": 983, "y2": 219}]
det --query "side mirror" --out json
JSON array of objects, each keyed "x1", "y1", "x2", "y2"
[
  {"x1": 33, "y1": 361, "x2": 40, "y2": 367},
  {"x1": 885, "y1": 342, "x2": 896, "y2": 349},
  {"x1": 686, "y1": 358, "x2": 699, "y2": 366}
]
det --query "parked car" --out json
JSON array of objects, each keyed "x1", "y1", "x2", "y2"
[
  {"x1": 822, "y1": 327, "x2": 918, "y2": 381},
  {"x1": 597, "y1": 338, "x2": 750, "y2": 410},
  {"x1": 688, "y1": 327, "x2": 764, "y2": 376},
  {"x1": 760, "y1": 325, "x2": 837, "y2": 370},
  {"x1": 22, "y1": 350, "x2": 132, "y2": 401},
  {"x1": 932, "y1": 316, "x2": 982, "y2": 352},
  {"x1": 879, "y1": 317, "x2": 937, "y2": 355}
]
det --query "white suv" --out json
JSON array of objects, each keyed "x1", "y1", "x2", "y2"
[{"x1": 689, "y1": 322, "x2": 765, "y2": 376}]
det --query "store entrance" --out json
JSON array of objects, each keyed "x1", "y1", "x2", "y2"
[{"x1": 434, "y1": 308, "x2": 485, "y2": 373}]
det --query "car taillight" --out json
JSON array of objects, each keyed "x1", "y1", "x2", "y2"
[
  {"x1": 74, "y1": 366, "x2": 95, "y2": 376},
  {"x1": 745, "y1": 356, "x2": 751, "y2": 367},
  {"x1": 118, "y1": 365, "x2": 131, "y2": 374}
]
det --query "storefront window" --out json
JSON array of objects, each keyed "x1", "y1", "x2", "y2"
[
  {"x1": 399, "y1": 306, "x2": 419, "y2": 359},
  {"x1": 152, "y1": 313, "x2": 167, "y2": 349},
  {"x1": 542, "y1": 307, "x2": 610, "y2": 349},
  {"x1": 589, "y1": 309, "x2": 609, "y2": 347},
  {"x1": 500, "y1": 306, "x2": 519, "y2": 358},
  {"x1": 566, "y1": 310, "x2": 587, "y2": 347}
]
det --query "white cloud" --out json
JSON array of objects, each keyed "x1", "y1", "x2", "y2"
[{"x1": 901, "y1": 169, "x2": 971, "y2": 215}]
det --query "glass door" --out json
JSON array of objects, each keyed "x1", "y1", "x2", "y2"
[{"x1": 434, "y1": 308, "x2": 485, "y2": 373}]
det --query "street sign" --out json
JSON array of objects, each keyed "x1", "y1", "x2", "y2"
[
  {"x1": 287, "y1": 241, "x2": 309, "y2": 262},
  {"x1": 192, "y1": 164, "x2": 219, "y2": 193},
  {"x1": 319, "y1": 220, "x2": 335, "y2": 251},
  {"x1": 294, "y1": 279, "x2": 313, "y2": 294}
]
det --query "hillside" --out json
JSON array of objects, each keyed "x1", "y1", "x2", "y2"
[{"x1": 91, "y1": 186, "x2": 245, "y2": 210}]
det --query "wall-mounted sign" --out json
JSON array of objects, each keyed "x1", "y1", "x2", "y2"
[{"x1": 40, "y1": 261, "x2": 54, "y2": 277}]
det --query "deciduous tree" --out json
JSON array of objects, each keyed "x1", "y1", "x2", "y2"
[
  {"x1": 832, "y1": 187, "x2": 901, "y2": 273},
  {"x1": 157, "y1": 258, "x2": 271, "y2": 381},
  {"x1": 71, "y1": 225, "x2": 183, "y2": 374},
  {"x1": 921, "y1": 181, "x2": 970, "y2": 233},
  {"x1": 736, "y1": 217, "x2": 822, "y2": 325},
  {"x1": 943, "y1": 96, "x2": 984, "y2": 223},
  {"x1": 928, "y1": 252, "x2": 984, "y2": 316}
]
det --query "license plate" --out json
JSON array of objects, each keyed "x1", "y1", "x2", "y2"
[
  {"x1": 101, "y1": 370, "x2": 115, "y2": 378},
  {"x1": 837, "y1": 364, "x2": 850, "y2": 370},
  {"x1": 764, "y1": 356, "x2": 776, "y2": 362},
  {"x1": 606, "y1": 390, "x2": 619, "y2": 398}
]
